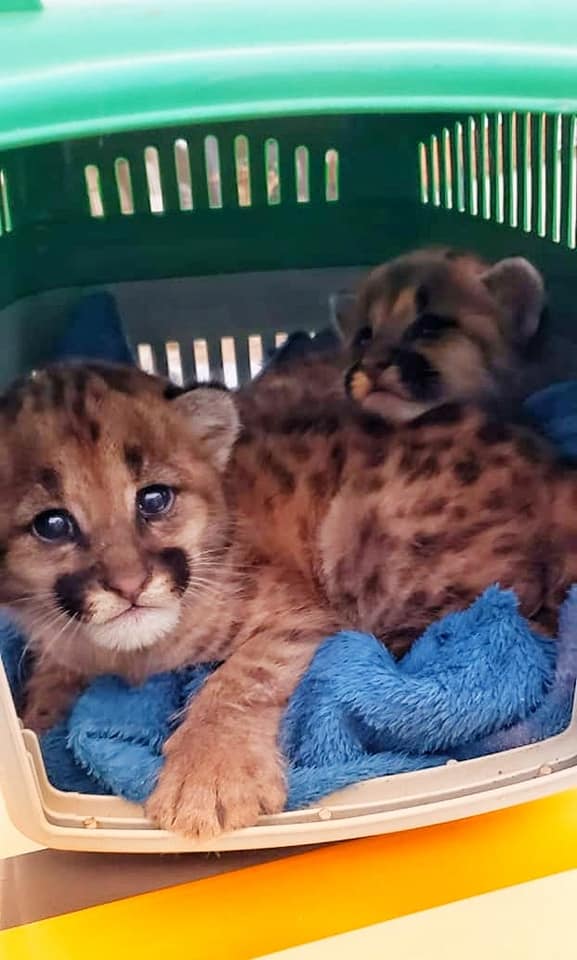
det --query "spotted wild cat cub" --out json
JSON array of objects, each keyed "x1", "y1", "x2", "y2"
[
  {"x1": 1, "y1": 363, "x2": 576, "y2": 839},
  {"x1": 243, "y1": 247, "x2": 548, "y2": 424}
]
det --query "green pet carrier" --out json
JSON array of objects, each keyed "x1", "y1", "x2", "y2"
[{"x1": 2, "y1": 0, "x2": 577, "y2": 852}]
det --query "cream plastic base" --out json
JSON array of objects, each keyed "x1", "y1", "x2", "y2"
[{"x1": 2, "y1": 661, "x2": 577, "y2": 853}]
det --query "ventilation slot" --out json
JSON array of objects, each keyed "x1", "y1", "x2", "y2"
[
  {"x1": 137, "y1": 344, "x2": 156, "y2": 374},
  {"x1": 495, "y1": 114, "x2": 505, "y2": 223},
  {"x1": 220, "y1": 337, "x2": 238, "y2": 388},
  {"x1": 144, "y1": 146, "x2": 164, "y2": 213},
  {"x1": 85, "y1": 164, "x2": 104, "y2": 217},
  {"x1": 193, "y1": 339, "x2": 210, "y2": 380},
  {"x1": 295, "y1": 146, "x2": 310, "y2": 203},
  {"x1": 248, "y1": 335, "x2": 264, "y2": 377},
  {"x1": 418, "y1": 142, "x2": 429, "y2": 204},
  {"x1": 568, "y1": 117, "x2": 577, "y2": 249},
  {"x1": 325, "y1": 148, "x2": 339, "y2": 202},
  {"x1": 0, "y1": 169, "x2": 11, "y2": 233},
  {"x1": 234, "y1": 135, "x2": 251, "y2": 207},
  {"x1": 430, "y1": 135, "x2": 441, "y2": 207},
  {"x1": 174, "y1": 139, "x2": 193, "y2": 211},
  {"x1": 165, "y1": 341, "x2": 184, "y2": 385},
  {"x1": 265, "y1": 139, "x2": 281, "y2": 205},
  {"x1": 205, "y1": 136, "x2": 223, "y2": 209},
  {"x1": 115, "y1": 158, "x2": 134, "y2": 215},
  {"x1": 442, "y1": 129, "x2": 453, "y2": 210},
  {"x1": 537, "y1": 113, "x2": 547, "y2": 238},
  {"x1": 481, "y1": 114, "x2": 492, "y2": 220}
]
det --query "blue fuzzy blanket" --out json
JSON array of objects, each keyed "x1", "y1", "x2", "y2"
[
  {"x1": 2, "y1": 294, "x2": 577, "y2": 810},
  {"x1": 1, "y1": 586, "x2": 576, "y2": 810}
]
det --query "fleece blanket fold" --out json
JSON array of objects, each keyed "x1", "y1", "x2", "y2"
[{"x1": 1, "y1": 587, "x2": 575, "y2": 810}]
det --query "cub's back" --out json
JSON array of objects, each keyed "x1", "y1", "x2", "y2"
[{"x1": 231, "y1": 398, "x2": 564, "y2": 656}]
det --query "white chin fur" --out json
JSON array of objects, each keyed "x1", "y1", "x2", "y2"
[
  {"x1": 87, "y1": 606, "x2": 180, "y2": 653},
  {"x1": 362, "y1": 391, "x2": 432, "y2": 423}
]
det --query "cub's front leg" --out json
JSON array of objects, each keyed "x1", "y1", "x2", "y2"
[{"x1": 146, "y1": 587, "x2": 333, "y2": 839}]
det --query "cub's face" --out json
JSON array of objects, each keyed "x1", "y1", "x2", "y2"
[
  {"x1": 0, "y1": 365, "x2": 239, "y2": 663},
  {"x1": 339, "y1": 248, "x2": 545, "y2": 422}
]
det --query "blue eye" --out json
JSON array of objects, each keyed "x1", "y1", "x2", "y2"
[
  {"x1": 32, "y1": 509, "x2": 77, "y2": 543},
  {"x1": 136, "y1": 484, "x2": 175, "y2": 519}
]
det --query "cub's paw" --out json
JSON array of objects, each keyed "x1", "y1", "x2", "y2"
[{"x1": 145, "y1": 733, "x2": 286, "y2": 839}]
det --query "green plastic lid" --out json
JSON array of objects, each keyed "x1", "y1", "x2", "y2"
[{"x1": 1, "y1": 0, "x2": 577, "y2": 150}]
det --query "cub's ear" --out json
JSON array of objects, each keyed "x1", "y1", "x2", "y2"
[
  {"x1": 481, "y1": 257, "x2": 545, "y2": 345},
  {"x1": 169, "y1": 384, "x2": 240, "y2": 471},
  {"x1": 329, "y1": 290, "x2": 358, "y2": 342}
]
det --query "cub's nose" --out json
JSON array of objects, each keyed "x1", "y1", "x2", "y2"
[
  {"x1": 105, "y1": 569, "x2": 149, "y2": 604},
  {"x1": 345, "y1": 363, "x2": 373, "y2": 401}
]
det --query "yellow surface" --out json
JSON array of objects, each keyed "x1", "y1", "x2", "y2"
[
  {"x1": 3, "y1": 790, "x2": 577, "y2": 959},
  {"x1": 263, "y1": 869, "x2": 577, "y2": 959}
]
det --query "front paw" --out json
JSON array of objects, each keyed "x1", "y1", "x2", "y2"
[{"x1": 145, "y1": 731, "x2": 287, "y2": 839}]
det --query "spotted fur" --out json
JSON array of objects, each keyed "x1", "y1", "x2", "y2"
[{"x1": 1, "y1": 363, "x2": 576, "y2": 840}]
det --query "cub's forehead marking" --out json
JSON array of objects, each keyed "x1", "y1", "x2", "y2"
[{"x1": 38, "y1": 466, "x2": 62, "y2": 499}]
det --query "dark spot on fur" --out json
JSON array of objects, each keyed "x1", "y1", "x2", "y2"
[
  {"x1": 419, "y1": 496, "x2": 449, "y2": 516},
  {"x1": 72, "y1": 393, "x2": 86, "y2": 420},
  {"x1": 353, "y1": 472, "x2": 384, "y2": 495},
  {"x1": 160, "y1": 547, "x2": 190, "y2": 595},
  {"x1": 454, "y1": 453, "x2": 481, "y2": 485},
  {"x1": 411, "y1": 532, "x2": 445, "y2": 558},
  {"x1": 308, "y1": 470, "x2": 329, "y2": 498},
  {"x1": 432, "y1": 437, "x2": 454, "y2": 454},
  {"x1": 417, "y1": 454, "x2": 439, "y2": 479},
  {"x1": 452, "y1": 505, "x2": 467, "y2": 520},
  {"x1": 363, "y1": 571, "x2": 381, "y2": 598},
  {"x1": 259, "y1": 448, "x2": 296, "y2": 495},
  {"x1": 297, "y1": 516, "x2": 309, "y2": 543},
  {"x1": 516, "y1": 431, "x2": 547, "y2": 463},
  {"x1": 399, "y1": 444, "x2": 420, "y2": 473},
  {"x1": 477, "y1": 420, "x2": 511, "y2": 445},
  {"x1": 124, "y1": 444, "x2": 143, "y2": 477},
  {"x1": 330, "y1": 441, "x2": 346, "y2": 481},
  {"x1": 448, "y1": 584, "x2": 474, "y2": 603},
  {"x1": 49, "y1": 373, "x2": 65, "y2": 408},
  {"x1": 491, "y1": 453, "x2": 510, "y2": 468},
  {"x1": 236, "y1": 428, "x2": 254, "y2": 447},
  {"x1": 289, "y1": 438, "x2": 311, "y2": 462},
  {"x1": 84, "y1": 363, "x2": 138, "y2": 396},
  {"x1": 364, "y1": 444, "x2": 387, "y2": 470},
  {"x1": 279, "y1": 412, "x2": 340, "y2": 436},
  {"x1": 358, "y1": 509, "x2": 379, "y2": 550},
  {"x1": 409, "y1": 404, "x2": 463, "y2": 428},
  {"x1": 483, "y1": 488, "x2": 508, "y2": 511},
  {"x1": 333, "y1": 556, "x2": 348, "y2": 585},
  {"x1": 340, "y1": 591, "x2": 357, "y2": 611},
  {"x1": 407, "y1": 589, "x2": 428, "y2": 607},
  {"x1": 358, "y1": 412, "x2": 393, "y2": 439},
  {"x1": 88, "y1": 419, "x2": 101, "y2": 443},
  {"x1": 492, "y1": 534, "x2": 517, "y2": 556},
  {"x1": 242, "y1": 579, "x2": 260, "y2": 602},
  {"x1": 55, "y1": 570, "x2": 92, "y2": 619},
  {"x1": 446, "y1": 521, "x2": 494, "y2": 552},
  {"x1": 38, "y1": 467, "x2": 62, "y2": 499}
]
